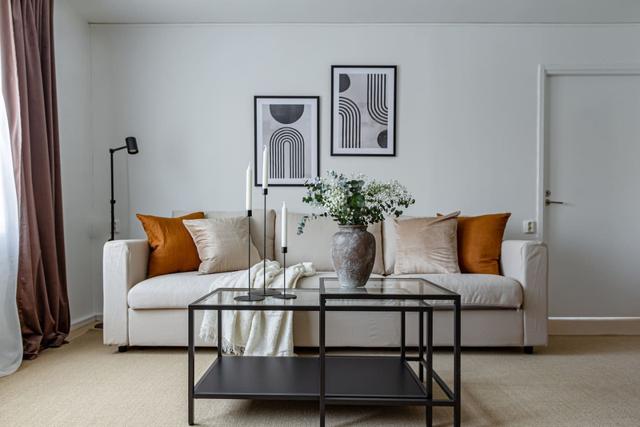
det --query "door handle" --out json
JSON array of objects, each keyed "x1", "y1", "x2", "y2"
[{"x1": 545, "y1": 199, "x2": 565, "y2": 206}]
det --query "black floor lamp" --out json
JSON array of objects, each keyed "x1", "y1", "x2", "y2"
[
  {"x1": 109, "y1": 137, "x2": 139, "y2": 241},
  {"x1": 97, "y1": 137, "x2": 138, "y2": 331}
]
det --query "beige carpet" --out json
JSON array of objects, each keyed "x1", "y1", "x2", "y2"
[{"x1": 1, "y1": 330, "x2": 639, "y2": 426}]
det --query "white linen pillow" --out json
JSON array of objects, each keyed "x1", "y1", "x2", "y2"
[{"x1": 183, "y1": 217, "x2": 260, "y2": 274}]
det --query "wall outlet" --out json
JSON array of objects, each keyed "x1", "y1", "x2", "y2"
[{"x1": 523, "y1": 220, "x2": 536, "y2": 234}]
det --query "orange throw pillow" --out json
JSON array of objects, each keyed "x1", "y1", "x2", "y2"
[
  {"x1": 136, "y1": 212, "x2": 205, "y2": 277},
  {"x1": 455, "y1": 213, "x2": 511, "y2": 275}
]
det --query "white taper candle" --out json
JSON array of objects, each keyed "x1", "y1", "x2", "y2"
[
  {"x1": 281, "y1": 202, "x2": 287, "y2": 247},
  {"x1": 245, "y1": 164, "x2": 252, "y2": 211},
  {"x1": 262, "y1": 145, "x2": 269, "y2": 189}
]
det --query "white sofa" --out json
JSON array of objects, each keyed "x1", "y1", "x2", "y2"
[{"x1": 103, "y1": 210, "x2": 548, "y2": 352}]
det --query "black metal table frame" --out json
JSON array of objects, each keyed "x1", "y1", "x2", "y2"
[
  {"x1": 318, "y1": 277, "x2": 461, "y2": 427},
  {"x1": 187, "y1": 278, "x2": 461, "y2": 427}
]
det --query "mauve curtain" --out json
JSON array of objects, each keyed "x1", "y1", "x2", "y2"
[{"x1": 7, "y1": 0, "x2": 69, "y2": 359}]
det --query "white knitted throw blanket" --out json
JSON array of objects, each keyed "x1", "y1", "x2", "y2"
[{"x1": 200, "y1": 260, "x2": 315, "y2": 356}]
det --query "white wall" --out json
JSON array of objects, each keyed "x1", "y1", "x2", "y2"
[
  {"x1": 87, "y1": 23, "x2": 640, "y2": 317},
  {"x1": 55, "y1": 0, "x2": 95, "y2": 326}
]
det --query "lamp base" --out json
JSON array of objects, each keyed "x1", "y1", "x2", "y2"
[
  {"x1": 234, "y1": 294, "x2": 265, "y2": 302},
  {"x1": 271, "y1": 293, "x2": 297, "y2": 300}
]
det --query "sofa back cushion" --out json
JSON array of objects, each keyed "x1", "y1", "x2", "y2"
[
  {"x1": 173, "y1": 210, "x2": 275, "y2": 261},
  {"x1": 275, "y1": 212, "x2": 384, "y2": 274}
]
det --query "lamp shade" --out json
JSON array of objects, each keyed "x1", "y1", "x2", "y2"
[{"x1": 125, "y1": 137, "x2": 138, "y2": 155}]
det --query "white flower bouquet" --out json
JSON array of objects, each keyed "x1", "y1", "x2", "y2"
[{"x1": 298, "y1": 171, "x2": 415, "y2": 234}]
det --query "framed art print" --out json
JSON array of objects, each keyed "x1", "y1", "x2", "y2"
[
  {"x1": 331, "y1": 65, "x2": 396, "y2": 156},
  {"x1": 254, "y1": 96, "x2": 320, "y2": 187}
]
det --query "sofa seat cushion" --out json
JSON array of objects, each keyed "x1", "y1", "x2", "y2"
[
  {"x1": 296, "y1": 273, "x2": 384, "y2": 290},
  {"x1": 388, "y1": 274, "x2": 523, "y2": 308},
  {"x1": 128, "y1": 271, "x2": 231, "y2": 309},
  {"x1": 128, "y1": 271, "x2": 518, "y2": 310},
  {"x1": 128, "y1": 271, "x2": 382, "y2": 310}
]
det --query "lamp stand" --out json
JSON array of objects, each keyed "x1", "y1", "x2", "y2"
[
  {"x1": 109, "y1": 143, "x2": 135, "y2": 241},
  {"x1": 102, "y1": 138, "x2": 139, "y2": 329},
  {"x1": 100, "y1": 146, "x2": 125, "y2": 329},
  {"x1": 109, "y1": 149, "x2": 116, "y2": 241}
]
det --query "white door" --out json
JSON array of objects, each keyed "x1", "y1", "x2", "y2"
[{"x1": 546, "y1": 74, "x2": 640, "y2": 317}]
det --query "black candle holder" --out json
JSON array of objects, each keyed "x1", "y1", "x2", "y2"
[
  {"x1": 272, "y1": 247, "x2": 296, "y2": 300},
  {"x1": 250, "y1": 188, "x2": 280, "y2": 297},
  {"x1": 234, "y1": 210, "x2": 264, "y2": 302}
]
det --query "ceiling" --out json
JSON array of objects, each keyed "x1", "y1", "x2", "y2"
[{"x1": 68, "y1": 0, "x2": 640, "y2": 24}]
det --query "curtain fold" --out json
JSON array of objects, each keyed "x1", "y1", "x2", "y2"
[
  {"x1": 6, "y1": 0, "x2": 69, "y2": 359},
  {"x1": 0, "y1": 0, "x2": 22, "y2": 376}
]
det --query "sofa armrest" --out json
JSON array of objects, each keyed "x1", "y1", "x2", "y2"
[
  {"x1": 501, "y1": 240, "x2": 548, "y2": 346},
  {"x1": 103, "y1": 239, "x2": 149, "y2": 346}
]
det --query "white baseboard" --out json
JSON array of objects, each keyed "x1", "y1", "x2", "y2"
[
  {"x1": 549, "y1": 317, "x2": 640, "y2": 335},
  {"x1": 71, "y1": 313, "x2": 102, "y2": 331},
  {"x1": 79, "y1": 314, "x2": 639, "y2": 335}
]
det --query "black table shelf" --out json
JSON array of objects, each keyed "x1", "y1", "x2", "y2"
[
  {"x1": 194, "y1": 356, "x2": 318, "y2": 400},
  {"x1": 194, "y1": 356, "x2": 426, "y2": 402}
]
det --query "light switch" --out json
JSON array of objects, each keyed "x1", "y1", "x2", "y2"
[{"x1": 523, "y1": 220, "x2": 536, "y2": 234}]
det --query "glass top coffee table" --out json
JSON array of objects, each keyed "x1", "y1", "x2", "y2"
[{"x1": 187, "y1": 277, "x2": 461, "y2": 427}]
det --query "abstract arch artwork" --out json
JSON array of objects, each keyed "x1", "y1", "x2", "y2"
[
  {"x1": 269, "y1": 127, "x2": 305, "y2": 179},
  {"x1": 366, "y1": 74, "x2": 388, "y2": 126},
  {"x1": 254, "y1": 96, "x2": 319, "y2": 186},
  {"x1": 332, "y1": 66, "x2": 396, "y2": 156},
  {"x1": 338, "y1": 97, "x2": 361, "y2": 148}
]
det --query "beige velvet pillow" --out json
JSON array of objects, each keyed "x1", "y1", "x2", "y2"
[
  {"x1": 393, "y1": 211, "x2": 461, "y2": 274},
  {"x1": 183, "y1": 217, "x2": 260, "y2": 274}
]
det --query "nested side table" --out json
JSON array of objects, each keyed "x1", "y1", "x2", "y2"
[{"x1": 187, "y1": 277, "x2": 461, "y2": 427}]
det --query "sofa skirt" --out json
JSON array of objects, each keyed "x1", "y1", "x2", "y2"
[{"x1": 126, "y1": 308, "x2": 523, "y2": 348}]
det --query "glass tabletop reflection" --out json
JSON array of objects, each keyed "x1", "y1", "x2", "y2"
[{"x1": 190, "y1": 277, "x2": 458, "y2": 310}]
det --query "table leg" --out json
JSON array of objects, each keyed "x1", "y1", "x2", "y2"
[
  {"x1": 217, "y1": 309, "x2": 222, "y2": 357},
  {"x1": 188, "y1": 308, "x2": 194, "y2": 425},
  {"x1": 320, "y1": 297, "x2": 325, "y2": 427},
  {"x1": 427, "y1": 308, "x2": 433, "y2": 427},
  {"x1": 400, "y1": 311, "x2": 406, "y2": 361},
  {"x1": 419, "y1": 310, "x2": 424, "y2": 383},
  {"x1": 454, "y1": 297, "x2": 461, "y2": 427}
]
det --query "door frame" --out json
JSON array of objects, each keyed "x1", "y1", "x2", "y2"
[{"x1": 536, "y1": 64, "x2": 640, "y2": 242}]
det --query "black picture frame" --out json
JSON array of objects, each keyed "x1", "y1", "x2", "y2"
[
  {"x1": 331, "y1": 65, "x2": 397, "y2": 157},
  {"x1": 254, "y1": 95, "x2": 320, "y2": 187}
]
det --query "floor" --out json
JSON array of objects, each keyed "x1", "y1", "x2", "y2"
[{"x1": 1, "y1": 329, "x2": 639, "y2": 426}]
